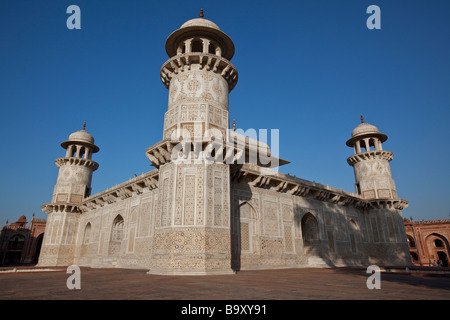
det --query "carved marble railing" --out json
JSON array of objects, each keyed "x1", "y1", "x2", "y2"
[
  {"x1": 55, "y1": 157, "x2": 99, "y2": 170},
  {"x1": 347, "y1": 150, "x2": 393, "y2": 165},
  {"x1": 160, "y1": 52, "x2": 238, "y2": 91}
]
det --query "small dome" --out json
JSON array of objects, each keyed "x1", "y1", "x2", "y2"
[
  {"x1": 17, "y1": 215, "x2": 26, "y2": 222},
  {"x1": 68, "y1": 129, "x2": 95, "y2": 145},
  {"x1": 346, "y1": 118, "x2": 388, "y2": 147},
  {"x1": 180, "y1": 18, "x2": 221, "y2": 31},
  {"x1": 165, "y1": 10, "x2": 235, "y2": 60},
  {"x1": 351, "y1": 123, "x2": 380, "y2": 138}
]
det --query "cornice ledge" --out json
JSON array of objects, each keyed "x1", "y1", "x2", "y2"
[
  {"x1": 237, "y1": 165, "x2": 367, "y2": 209},
  {"x1": 79, "y1": 169, "x2": 159, "y2": 212}
]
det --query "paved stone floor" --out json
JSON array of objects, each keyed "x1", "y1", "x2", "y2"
[{"x1": 0, "y1": 267, "x2": 449, "y2": 300}]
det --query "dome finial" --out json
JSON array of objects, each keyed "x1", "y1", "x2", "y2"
[
  {"x1": 199, "y1": 8, "x2": 204, "y2": 18},
  {"x1": 82, "y1": 121, "x2": 86, "y2": 131},
  {"x1": 232, "y1": 119, "x2": 236, "y2": 131},
  {"x1": 360, "y1": 114, "x2": 364, "y2": 123}
]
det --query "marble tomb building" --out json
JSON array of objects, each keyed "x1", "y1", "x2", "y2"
[{"x1": 38, "y1": 12, "x2": 411, "y2": 274}]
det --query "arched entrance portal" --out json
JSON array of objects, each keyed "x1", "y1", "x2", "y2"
[
  {"x1": 426, "y1": 233, "x2": 450, "y2": 267},
  {"x1": 231, "y1": 201, "x2": 258, "y2": 271}
]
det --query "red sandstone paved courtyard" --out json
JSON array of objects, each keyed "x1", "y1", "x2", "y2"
[{"x1": 0, "y1": 267, "x2": 449, "y2": 301}]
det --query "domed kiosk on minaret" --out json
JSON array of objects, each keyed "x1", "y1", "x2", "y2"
[
  {"x1": 60, "y1": 122, "x2": 100, "y2": 158},
  {"x1": 165, "y1": 9, "x2": 235, "y2": 61},
  {"x1": 346, "y1": 115, "x2": 387, "y2": 153}
]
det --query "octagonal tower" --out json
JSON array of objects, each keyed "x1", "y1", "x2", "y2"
[
  {"x1": 346, "y1": 115, "x2": 397, "y2": 200},
  {"x1": 40, "y1": 122, "x2": 100, "y2": 266},
  {"x1": 146, "y1": 10, "x2": 237, "y2": 275}
]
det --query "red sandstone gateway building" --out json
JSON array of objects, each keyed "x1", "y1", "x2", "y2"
[
  {"x1": 0, "y1": 215, "x2": 46, "y2": 266},
  {"x1": 404, "y1": 218, "x2": 450, "y2": 267}
]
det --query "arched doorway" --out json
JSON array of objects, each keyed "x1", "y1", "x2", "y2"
[
  {"x1": 109, "y1": 215, "x2": 124, "y2": 256},
  {"x1": 81, "y1": 223, "x2": 91, "y2": 256},
  {"x1": 301, "y1": 213, "x2": 320, "y2": 255},
  {"x1": 231, "y1": 201, "x2": 258, "y2": 271},
  {"x1": 83, "y1": 223, "x2": 91, "y2": 244},
  {"x1": 239, "y1": 202, "x2": 257, "y2": 253}
]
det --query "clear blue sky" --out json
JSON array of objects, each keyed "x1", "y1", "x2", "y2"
[{"x1": 1, "y1": 0, "x2": 449, "y2": 225}]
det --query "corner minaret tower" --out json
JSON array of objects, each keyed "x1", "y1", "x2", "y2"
[
  {"x1": 346, "y1": 116, "x2": 410, "y2": 266},
  {"x1": 157, "y1": 8, "x2": 237, "y2": 143},
  {"x1": 346, "y1": 115, "x2": 397, "y2": 200},
  {"x1": 145, "y1": 10, "x2": 238, "y2": 275},
  {"x1": 39, "y1": 123, "x2": 99, "y2": 266}
]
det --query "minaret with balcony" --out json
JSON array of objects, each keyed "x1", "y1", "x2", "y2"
[
  {"x1": 346, "y1": 115, "x2": 398, "y2": 200},
  {"x1": 39, "y1": 122, "x2": 99, "y2": 266},
  {"x1": 145, "y1": 10, "x2": 238, "y2": 275},
  {"x1": 346, "y1": 116, "x2": 410, "y2": 265}
]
